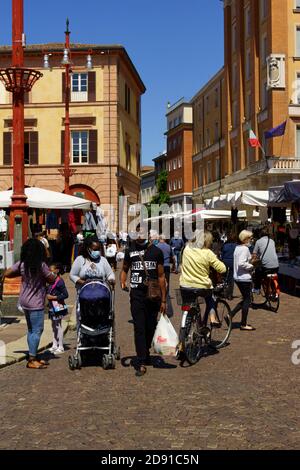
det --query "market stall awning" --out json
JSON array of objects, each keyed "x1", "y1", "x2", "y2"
[
  {"x1": 269, "y1": 180, "x2": 300, "y2": 204},
  {"x1": 205, "y1": 191, "x2": 269, "y2": 209},
  {"x1": 0, "y1": 187, "x2": 92, "y2": 209}
]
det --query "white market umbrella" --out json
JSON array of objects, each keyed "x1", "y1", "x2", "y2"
[{"x1": 0, "y1": 187, "x2": 92, "y2": 209}]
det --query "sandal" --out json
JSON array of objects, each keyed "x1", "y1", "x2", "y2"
[
  {"x1": 135, "y1": 365, "x2": 147, "y2": 377},
  {"x1": 26, "y1": 360, "x2": 47, "y2": 369},
  {"x1": 240, "y1": 325, "x2": 256, "y2": 331}
]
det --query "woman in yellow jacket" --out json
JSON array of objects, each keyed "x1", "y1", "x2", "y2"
[{"x1": 180, "y1": 230, "x2": 227, "y2": 326}]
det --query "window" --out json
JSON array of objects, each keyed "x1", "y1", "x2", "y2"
[
  {"x1": 296, "y1": 73, "x2": 300, "y2": 104},
  {"x1": 261, "y1": 35, "x2": 268, "y2": 66},
  {"x1": 71, "y1": 73, "x2": 88, "y2": 102},
  {"x1": 215, "y1": 88, "x2": 219, "y2": 108},
  {"x1": 178, "y1": 178, "x2": 182, "y2": 190},
  {"x1": 232, "y1": 23, "x2": 237, "y2": 52},
  {"x1": 173, "y1": 180, "x2": 177, "y2": 191},
  {"x1": 178, "y1": 157, "x2": 182, "y2": 168},
  {"x1": 260, "y1": 0, "x2": 267, "y2": 19},
  {"x1": 168, "y1": 181, "x2": 172, "y2": 192},
  {"x1": 297, "y1": 26, "x2": 300, "y2": 57},
  {"x1": 71, "y1": 131, "x2": 88, "y2": 164},
  {"x1": 296, "y1": 126, "x2": 300, "y2": 159},
  {"x1": 232, "y1": 101, "x2": 238, "y2": 128},
  {"x1": 206, "y1": 128, "x2": 210, "y2": 147},
  {"x1": 72, "y1": 73, "x2": 87, "y2": 92},
  {"x1": 245, "y1": 7, "x2": 251, "y2": 38},
  {"x1": 246, "y1": 93, "x2": 252, "y2": 119},
  {"x1": 296, "y1": 0, "x2": 300, "y2": 10},
  {"x1": 246, "y1": 49, "x2": 251, "y2": 80},
  {"x1": 233, "y1": 63, "x2": 238, "y2": 90},
  {"x1": 168, "y1": 161, "x2": 172, "y2": 172},
  {"x1": 173, "y1": 138, "x2": 177, "y2": 150},
  {"x1": 173, "y1": 158, "x2": 177, "y2": 170},
  {"x1": 207, "y1": 161, "x2": 212, "y2": 184},
  {"x1": 168, "y1": 120, "x2": 173, "y2": 130},
  {"x1": 215, "y1": 122, "x2": 219, "y2": 142},
  {"x1": 125, "y1": 83, "x2": 131, "y2": 114},
  {"x1": 198, "y1": 166, "x2": 203, "y2": 187},
  {"x1": 232, "y1": 146, "x2": 238, "y2": 172},
  {"x1": 125, "y1": 140, "x2": 131, "y2": 171},
  {"x1": 216, "y1": 157, "x2": 220, "y2": 180},
  {"x1": 206, "y1": 95, "x2": 210, "y2": 114}
]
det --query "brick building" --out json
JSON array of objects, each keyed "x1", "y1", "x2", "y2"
[
  {"x1": 193, "y1": 0, "x2": 300, "y2": 204},
  {"x1": 165, "y1": 99, "x2": 193, "y2": 212}
]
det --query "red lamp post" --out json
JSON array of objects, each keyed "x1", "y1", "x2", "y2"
[
  {"x1": 45, "y1": 20, "x2": 93, "y2": 194},
  {"x1": 0, "y1": 0, "x2": 42, "y2": 246}
]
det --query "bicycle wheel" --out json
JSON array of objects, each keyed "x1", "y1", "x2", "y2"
[
  {"x1": 184, "y1": 309, "x2": 204, "y2": 365},
  {"x1": 265, "y1": 280, "x2": 280, "y2": 313},
  {"x1": 210, "y1": 299, "x2": 232, "y2": 349}
]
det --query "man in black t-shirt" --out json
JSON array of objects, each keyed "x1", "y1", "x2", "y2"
[{"x1": 120, "y1": 227, "x2": 166, "y2": 377}]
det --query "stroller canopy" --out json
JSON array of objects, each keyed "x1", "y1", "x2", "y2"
[{"x1": 79, "y1": 281, "x2": 111, "y2": 302}]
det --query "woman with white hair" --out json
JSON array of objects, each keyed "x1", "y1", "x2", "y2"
[
  {"x1": 231, "y1": 230, "x2": 255, "y2": 331},
  {"x1": 180, "y1": 230, "x2": 227, "y2": 326}
]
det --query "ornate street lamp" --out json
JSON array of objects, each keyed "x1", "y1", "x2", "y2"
[
  {"x1": 43, "y1": 19, "x2": 93, "y2": 194},
  {"x1": 0, "y1": 0, "x2": 43, "y2": 248}
]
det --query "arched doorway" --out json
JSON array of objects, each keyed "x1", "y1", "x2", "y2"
[{"x1": 68, "y1": 185, "x2": 100, "y2": 204}]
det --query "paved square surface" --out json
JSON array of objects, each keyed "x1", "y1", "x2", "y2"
[{"x1": 0, "y1": 273, "x2": 300, "y2": 450}]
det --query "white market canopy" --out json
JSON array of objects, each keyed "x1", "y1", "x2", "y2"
[
  {"x1": 205, "y1": 191, "x2": 269, "y2": 209},
  {"x1": 0, "y1": 187, "x2": 92, "y2": 209}
]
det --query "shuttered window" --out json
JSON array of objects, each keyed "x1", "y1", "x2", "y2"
[{"x1": 3, "y1": 132, "x2": 38, "y2": 166}]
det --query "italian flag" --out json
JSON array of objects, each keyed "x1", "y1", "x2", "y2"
[{"x1": 248, "y1": 129, "x2": 262, "y2": 148}]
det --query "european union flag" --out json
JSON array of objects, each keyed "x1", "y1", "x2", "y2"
[{"x1": 264, "y1": 121, "x2": 287, "y2": 139}]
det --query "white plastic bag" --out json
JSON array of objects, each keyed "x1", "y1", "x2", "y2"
[{"x1": 152, "y1": 315, "x2": 179, "y2": 357}]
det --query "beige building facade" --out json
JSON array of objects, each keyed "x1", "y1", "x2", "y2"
[
  {"x1": 0, "y1": 43, "x2": 145, "y2": 231},
  {"x1": 193, "y1": 0, "x2": 300, "y2": 204}
]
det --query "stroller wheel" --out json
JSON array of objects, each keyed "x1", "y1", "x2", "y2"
[
  {"x1": 102, "y1": 354, "x2": 115, "y2": 370},
  {"x1": 68, "y1": 355, "x2": 76, "y2": 371}
]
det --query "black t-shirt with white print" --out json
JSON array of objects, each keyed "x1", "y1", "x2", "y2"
[{"x1": 124, "y1": 242, "x2": 164, "y2": 293}]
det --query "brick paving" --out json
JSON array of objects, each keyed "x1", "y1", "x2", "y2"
[{"x1": 0, "y1": 271, "x2": 300, "y2": 450}]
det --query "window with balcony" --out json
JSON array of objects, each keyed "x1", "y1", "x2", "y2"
[
  {"x1": 71, "y1": 131, "x2": 88, "y2": 164},
  {"x1": 71, "y1": 73, "x2": 88, "y2": 101}
]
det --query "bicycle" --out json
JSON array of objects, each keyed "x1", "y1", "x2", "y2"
[
  {"x1": 175, "y1": 283, "x2": 232, "y2": 365},
  {"x1": 251, "y1": 272, "x2": 280, "y2": 313}
]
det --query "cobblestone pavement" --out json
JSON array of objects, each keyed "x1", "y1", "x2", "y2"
[{"x1": 0, "y1": 272, "x2": 300, "y2": 450}]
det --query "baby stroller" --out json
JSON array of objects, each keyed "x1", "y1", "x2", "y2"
[{"x1": 68, "y1": 279, "x2": 120, "y2": 370}]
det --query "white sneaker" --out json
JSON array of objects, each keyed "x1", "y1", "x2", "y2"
[
  {"x1": 54, "y1": 348, "x2": 65, "y2": 355},
  {"x1": 49, "y1": 346, "x2": 58, "y2": 353}
]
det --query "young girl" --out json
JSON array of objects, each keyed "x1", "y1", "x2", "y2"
[{"x1": 47, "y1": 263, "x2": 69, "y2": 354}]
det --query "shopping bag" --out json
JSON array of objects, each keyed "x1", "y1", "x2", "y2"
[{"x1": 152, "y1": 315, "x2": 179, "y2": 357}]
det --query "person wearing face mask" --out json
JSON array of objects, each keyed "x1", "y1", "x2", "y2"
[
  {"x1": 70, "y1": 236, "x2": 115, "y2": 290},
  {"x1": 120, "y1": 225, "x2": 167, "y2": 377},
  {"x1": 231, "y1": 230, "x2": 255, "y2": 331}
]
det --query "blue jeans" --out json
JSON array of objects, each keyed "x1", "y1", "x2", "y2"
[
  {"x1": 24, "y1": 309, "x2": 45, "y2": 357},
  {"x1": 174, "y1": 251, "x2": 181, "y2": 271}
]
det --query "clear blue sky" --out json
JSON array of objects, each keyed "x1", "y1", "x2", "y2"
[{"x1": 0, "y1": 0, "x2": 224, "y2": 166}]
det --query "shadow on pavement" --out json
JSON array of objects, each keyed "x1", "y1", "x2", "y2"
[{"x1": 121, "y1": 355, "x2": 177, "y2": 369}]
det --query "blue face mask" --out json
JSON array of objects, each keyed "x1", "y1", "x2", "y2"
[
  {"x1": 88, "y1": 249, "x2": 101, "y2": 260},
  {"x1": 153, "y1": 240, "x2": 159, "y2": 246}
]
